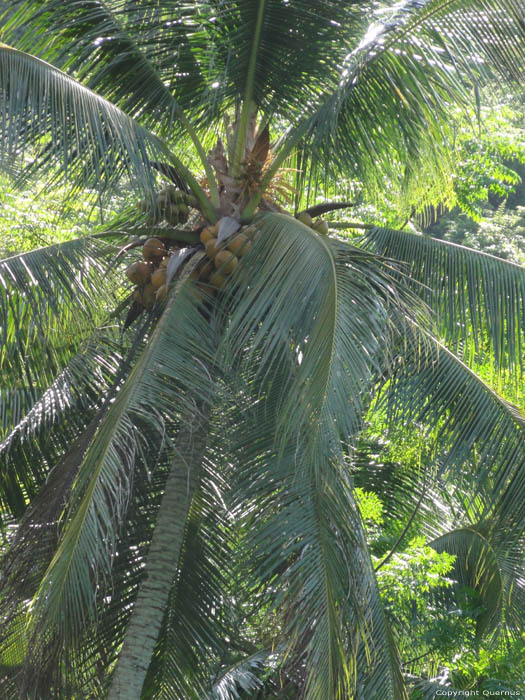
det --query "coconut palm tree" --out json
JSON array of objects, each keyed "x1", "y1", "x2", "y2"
[{"x1": 0, "y1": 1, "x2": 524, "y2": 698}]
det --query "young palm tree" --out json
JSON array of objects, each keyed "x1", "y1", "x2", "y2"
[{"x1": 0, "y1": 1, "x2": 524, "y2": 698}]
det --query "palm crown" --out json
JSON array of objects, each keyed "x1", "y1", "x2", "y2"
[{"x1": 0, "y1": 1, "x2": 524, "y2": 698}]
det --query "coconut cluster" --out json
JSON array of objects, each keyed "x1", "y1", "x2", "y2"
[
  {"x1": 296, "y1": 211, "x2": 329, "y2": 235},
  {"x1": 126, "y1": 237, "x2": 171, "y2": 310},
  {"x1": 139, "y1": 186, "x2": 198, "y2": 226},
  {"x1": 125, "y1": 223, "x2": 257, "y2": 312},
  {"x1": 197, "y1": 223, "x2": 254, "y2": 292}
]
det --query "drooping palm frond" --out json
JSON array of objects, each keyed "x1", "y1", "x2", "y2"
[
  {"x1": 0, "y1": 325, "x2": 133, "y2": 524},
  {"x1": 31, "y1": 280, "x2": 216, "y2": 628},
  {"x1": 383, "y1": 335, "x2": 525, "y2": 535},
  {"x1": 363, "y1": 226, "x2": 525, "y2": 371},
  {"x1": 248, "y1": 0, "x2": 525, "y2": 216},
  {"x1": 211, "y1": 213, "x2": 421, "y2": 699},
  {"x1": 224, "y1": 386, "x2": 408, "y2": 700},
  {"x1": 2, "y1": 1, "x2": 200, "y2": 135},
  {"x1": 0, "y1": 271, "x2": 221, "y2": 695},
  {"x1": 372, "y1": 335, "x2": 525, "y2": 646},
  {"x1": 221, "y1": 213, "x2": 420, "y2": 447},
  {"x1": 430, "y1": 528, "x2": 506, "y2": 641},
  {"x1": 319, "y1": 0, "x2": 525, "y2": 179},
  {"x1": 2, "y1": 1, "x2": 364, "y2": 129},
  {"x1": 0, "y1": 238, "x2": 120, "y2": 426},
  {"x1": 353, "y1": 407, "x2": 524, "y2": 658},
  {"x1": 0, "y1": 44, "x2": 203, "y2": 202}
]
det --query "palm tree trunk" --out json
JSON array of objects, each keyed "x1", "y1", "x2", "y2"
[{"x1": 107, "y1": 406, "x2": 210, "y2": 700}]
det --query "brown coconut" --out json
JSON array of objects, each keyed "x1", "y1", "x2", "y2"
[
  {"x1": 204, "y1": 238, "x2": 223, "y2": 259},
  {"x1": 143, "y1": 237, "x2": 167, "y2": 263},
  {"x1": 126, "y1": 261, "x2": 152, "y2": 285},
  {"x1": 151, "y1": 267, "x2": 167, "y2": 290},
  {"x1": 200, "y1": 227, "x2": 217, "y2": 245},
  {"x1": 142, "y1": 283, "x2": 157, "y2": 310},
  {"x1": 209, "y1": 271, "x2": 228, "y2": 289},
  {"x1": 214, "y1": 250, "x2": 238, "y2": 274},
  {"x1": 227, "y1": 233, "x2": 251, "y2": 257}
]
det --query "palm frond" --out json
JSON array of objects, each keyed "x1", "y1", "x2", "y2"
[
  {"x1": 363, "y1": 226, "x2": 525, "y2": 371},
  {"x1": 0, "y1": 237, "x2": 119, "y2": 422},
  {"x1": 252, "y1": 0, "x2": 525, "y2": 215},
  {"x1": 216, "y1": 213, "x2": 417, "y2": 698},
  {"x1": 430, "y1": 528, "x2": 505, "y2": 641},
  {"x1": 1, "y1": 1, "x2": 214, "y2": 129},
  {"x1": 0, "y1": 44, "x2": 189, "y2": 198},
  {"x1": 2, "y1": 1, "x2": 193, "y2": 134},
  {"x1": 383, "y1": 334, "x2": 525, "y2": 549},
  {"x1": 221, "y1": 213, "x2": 418, "y2": 447},
  {"x1": 207, "y1": 650, "x2": 273, "y2": 700},
  {"x1": 317, "y1": 0, "x2": 525, "y2": 180},
  {"x1": 0, "y1": 326, "x2": 131, "y2": 524},
  {"x1": 29, "y1": 277, "x2": 217, "y2": 636},
  {"x1": 0, "y1": 273, "x2": 219, "y2": 695}
]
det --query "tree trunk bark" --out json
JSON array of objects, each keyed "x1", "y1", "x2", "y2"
[{"x1": 107, "y1": 405, "x2": 210, "y2": 700}]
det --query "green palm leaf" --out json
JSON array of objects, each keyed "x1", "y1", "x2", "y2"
[
  {"x1": 0, "y1": 238, "x2": 119, "y2": 430},
  {"x1": 0, "y1": 44, "x2": 198, "y2": 200},
  {"x1": 430, "y1": 527, "x2": 505, "y2": 641},
  {"x1": 383, "y1": 335, "x2": 525, "y2": 546},
  {"x1": 214, "y1": 213, "x2": 417, "y2": 699},
  {"x1": 3, "y1": 1, "x2": 199, "y2": 133},
  {"x1": 0, "y1": 322, "x2": 149, "y2": 524},
  {"x1": 247, "y1": 0, "x2": 525, "y2": 215},
  {"x1": 5, "y1": 275, "x2": 218, "y2": 692},
  {"x1": 221, "y1": 213, "x2": 419, "y2": 446},
  {"x1": 364, "y1": 226, "x2": 525, "y2": 370}
]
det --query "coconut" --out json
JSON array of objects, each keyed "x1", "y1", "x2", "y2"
[
  {"x1": 297, "y1": 211, "x2": 313, "y2": 227},
  {"x1": 156, "y1": 284, "x2": 168, "y2": 303},
  {"x1": 142, "y1": 283, "x2": 157, "y2": 310},
  {"x1": 209, "y1": 271, "x2": 228, "y2": 288},
  {"x1": 200, "y1": 227, "x2": 217, "y2": 245},
  {"x1": 214, "y1": 250, "x2": 238, "y2": 274},
  {"x1": 166, "y1": 185, "x2": 179, "y2": 203},
  {"x1": 151, "y1": 267, "x2": 167, "y2": 290},
  {"x1": 165, "y1": 204, "x2": 180, "y2": 226},
  {"x1": 313, "y1": 219, "x2": 329, "y2": 235},
  {"x1": 143, "y1": 237, "x2": 167, "y2": 262},
  {"x1": 157, "y1": 189, "x2": 170, "y2": 208},
  {"x1": 126, "y1": 261, "x2": 152, "y2": 285},
  {"x1": 205, "y1": 238, "x2": 222, "y2": 259},
  {"x1": 178, "y1": 203, "x2": 189, "y2": 219},
  {"x1": 227, "y1": 233, "x2": 251, "y2": 257}
]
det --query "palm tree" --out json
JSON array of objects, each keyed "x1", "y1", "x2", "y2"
[{"x1": 0, "y1": 1, "x2": 524, "y2": 698}]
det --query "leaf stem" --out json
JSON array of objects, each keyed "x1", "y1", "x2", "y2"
[
  {"x1": 232, "y1": 0, "x2": 267, "y2": 178},
  {"x1": 163, "y1": 149, "x2": 218, "y2": 223},
  {"x1": 178, "y1": 113, "x2": 220, "y2": 208}
]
